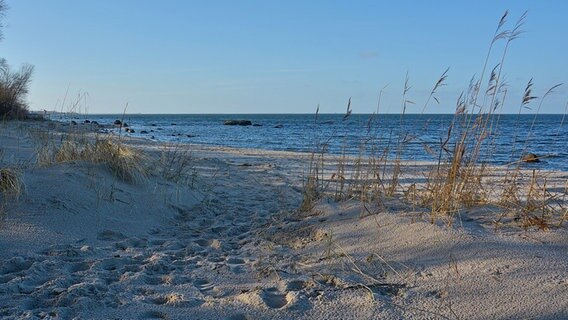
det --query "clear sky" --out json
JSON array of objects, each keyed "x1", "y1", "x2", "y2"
[{"x1": 1, "y1": 0, "x2": 567, "y2": 114}]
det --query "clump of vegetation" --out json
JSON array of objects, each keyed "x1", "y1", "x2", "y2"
[
  {"x1": 0, "y1": 59, "x2": 34, "y2": 119},
  {"x1": 36, "y1": 133, "x2": 147, "y2": 183},
  {"x1": 0, "y1": 167, "x2": 23, "y2": 216},
  {"x1": 300, "y1": 11, "x2": 567, "y2": 230},
  {"x1": 0, "y1": 1, "x2": 34, "y2": 120},
  {"x1": 158, "y1": 143, "x2": 194, "y2": 183},
  {"x1": 0, "y1": 167, "x2": 22, "y2": 198}
]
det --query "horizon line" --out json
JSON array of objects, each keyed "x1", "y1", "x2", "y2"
[{"x1": 32, "y1": 110, "x2": 568, "y2": 116}]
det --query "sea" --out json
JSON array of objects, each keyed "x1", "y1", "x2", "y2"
[{"x1": 55, "y1": 113, "x2": 568, "y2": 172}]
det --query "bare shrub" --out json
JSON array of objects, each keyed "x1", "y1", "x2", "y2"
[{"x1": 0, "y1": 59, "x2": 34, "y2": 119}]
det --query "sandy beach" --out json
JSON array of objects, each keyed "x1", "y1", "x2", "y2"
[{"x1": 0, "y1": 120, "x2": 567, "y2": 320}]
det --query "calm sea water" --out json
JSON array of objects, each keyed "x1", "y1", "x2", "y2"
[{"x1": 59, "y1": 114, "x2": 567, "y2": 171}]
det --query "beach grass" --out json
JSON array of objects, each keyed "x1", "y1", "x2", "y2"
[
  {"x1": 0, "y1": 166, "x2": 23, "y2": 216},
  {"x1": 35, "y1": 129, "x2": 148, "y2": 184},
  {"x1": 300, "y1": 10, "x2": 567, "y2": 230},
  {"x1": 0, "y1": 167, "x2": 22, "y2": 198}
]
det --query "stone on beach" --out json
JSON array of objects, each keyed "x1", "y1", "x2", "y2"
[
  {"x1": 521, "y1": 153, "x2": 540, "y2": 163},
  {"x1": 223, "y1": 120, "x2": 252, "y2": 126}
]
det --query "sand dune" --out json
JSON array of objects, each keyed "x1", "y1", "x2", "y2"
[{"x1": 0, "y1": 121, "x2": 566, "y2": 319}]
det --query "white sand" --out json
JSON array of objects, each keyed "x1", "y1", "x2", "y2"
[{"x1": 0, "y1": 120, "x2": 566, "y2": 319}]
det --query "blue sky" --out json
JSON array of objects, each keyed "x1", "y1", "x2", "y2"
[{"x1": 1, "y1": 0, "x2": 567, "y2": 114}]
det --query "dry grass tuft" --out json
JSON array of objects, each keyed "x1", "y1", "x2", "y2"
[
  {"x1": 158, "y1": 144, "x2": 194, "y2": 184},
  {"x1": 88, "y1": 140, "x2": 147, "y2": 183},
  {"x1": 299, "y1": 11, "x2": 567, "y2": 230},
  {"x1": 0, "y1": 167, "x2": 23, "y2": 199},
  {"x1": 37, "y1": 135, "x2": 147, "y2": 183}
]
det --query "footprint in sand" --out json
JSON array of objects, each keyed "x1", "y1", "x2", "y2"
[
  {"x1": 17, "y1": 276, "x2": 52, "y2": 294},
  {"x1": 193, "y1": 278, "x2": 215, "y2": 292},
  {"x1": 97, "y1": 230, "x2": 127, "y2": 241},
  {"x1": 67, "y1": 261, "x2": 93, "y2": 273},
  {"x1": 194, "y1": 238, "x2": 221, "y2": 249},
  {"x1": 149, "y1": 239, "x2": 167, "y2": 246},
  {"x1": 22, "y1": 297, "x2": 52, "y2": 310},
  {"x1": 0, "y1": 274, "x2": 15, "y2": 284},
  {"x1": 140, "y1": 310, "x2": 168, "y2": 319},
  {"x1": 146, "y1": 293, "x2": 204, "y2": 308},
  {"x1": 367, "y1": 283, "x2": 406, "y2": 298},
  {"x1": 149, "y1": 293, "x2": 183, "y2": 305},
  {"x1": 260, "y1": 287, "x2": 290, "y2": 309},
  {"x1": 226, "y1": 313, "x2": 254, "y2": 320},
  {"x1": 198, "y1": 219, "x2": 214, "y2": 228},
  {"x1": 192, "y1": 278, "x2": 228, "y2": 298},
  {"x1": 207, "y1": 256, "x2": 225, "y2": 263},
  {"x1": 141, "y1": 275, "x2": 162, "y2": 285},
  {"x1": 148, "y1": 228, "x2": 161, "y2": 235},
  {"x1": 122, "y1": 263, "x2": 141, "y2": 273},
  {"x1": 211, "y1": 226, "x2": 227, "y2": 233},
  {"x1": 226, "y1": 257, "x2": 247, "y2": 273},
  {"x1": 41, "y1": 245, "x2": 87, "y2": 258},
  {"x1": 226, "y1": 257, "x2": 245, "y2": 265},
  {"x1": 143, "y1": 265, "x2": 174, "y2": 278},
  {"x1": 228, "y1": 228, "x2": 251, "y2": 240},
  {"x1": 0, "y1": 256, "x2": 34, "y2": 274},
  {"x1": 98, "y1": 257, "x2": 130, "y2": 271},
  {"x1": 126, "y1": 237, "x2": 148, "y2": 248},
  {"x1": 286, "y1": 280, "x2": 308, "y2": 291}
]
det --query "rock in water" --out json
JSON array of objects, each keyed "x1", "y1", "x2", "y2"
[
  {"x1": 224, "y1": 120, "x2": 252, "y2": 126},
  {"x1": 521, "y1": 153, "x2": 540, "y2": 163},
  {"x1": 114, "y1": 119, "x2": 122, "y2": 125}
]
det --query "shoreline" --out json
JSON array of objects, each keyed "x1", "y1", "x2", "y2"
[
  {"x1": 0, "y1": 119, "x2": 566, "y2": 319},
  {"x1": 42, "y1": 113, "x2": 568, "y2": 172}
]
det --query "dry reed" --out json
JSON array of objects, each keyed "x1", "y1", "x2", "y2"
[{"x1": 299, "y1": 10, "x2": 567, "y2": 230}]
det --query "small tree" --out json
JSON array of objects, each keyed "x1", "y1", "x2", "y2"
[
  {"x1": 0, "y1": 60, "x2": 34, "y2": 118},
  {"x1": 0, "y1": 0, "x2": 35, "y2": 119}
]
